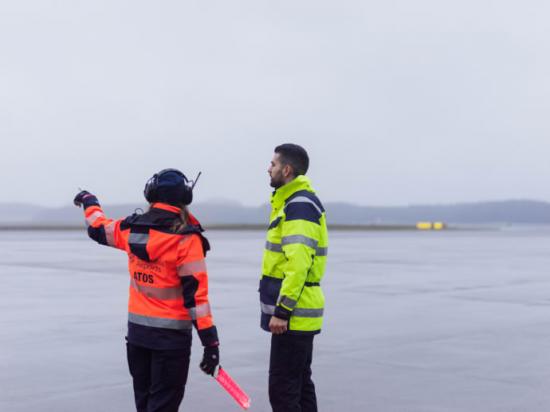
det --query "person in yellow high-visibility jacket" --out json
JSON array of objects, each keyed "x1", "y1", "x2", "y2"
[{"x1": 259, "y1": 143, "x2": 328, "y2": 412}]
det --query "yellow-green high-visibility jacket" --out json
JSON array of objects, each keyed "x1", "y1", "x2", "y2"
[{"x1": 260, "y1": 175, "x2": 328, "y2": 334}]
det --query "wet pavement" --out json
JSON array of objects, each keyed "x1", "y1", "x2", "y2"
[{"x1": 1, "y1": 228, "x2": 550, "y2": 411}]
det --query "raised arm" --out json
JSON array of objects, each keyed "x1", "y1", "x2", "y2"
[{"x1": 73, "y1": 190, "x2": 126, "y2": 251}]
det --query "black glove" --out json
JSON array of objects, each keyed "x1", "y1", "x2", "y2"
[
  {"x1": 200, "y1": 345, "x2": 219, "y2": 376},
  {"x1": 73, "y1": 190, "x2": 99, "y2": 208}
]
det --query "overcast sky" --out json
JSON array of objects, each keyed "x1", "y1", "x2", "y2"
[{"x1": 1, "y1": 0, "x2": 549, "y2": 207}]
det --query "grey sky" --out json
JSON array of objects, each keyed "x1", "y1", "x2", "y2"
[{"x1": 1, "y1": 0, "x2": 549, "y2": 207}]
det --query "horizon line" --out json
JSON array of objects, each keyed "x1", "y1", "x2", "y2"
[{"x1": 0, "y1": 198, "x2": 549, "y2": 210}]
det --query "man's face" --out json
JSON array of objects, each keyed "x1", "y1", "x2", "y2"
[{"x1": 268, "y1": 153, "x2": 287, "y2": 189}]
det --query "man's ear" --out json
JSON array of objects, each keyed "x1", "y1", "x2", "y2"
[{"x1": 282, "y1": 164, "x2": 293, "y2": 179}]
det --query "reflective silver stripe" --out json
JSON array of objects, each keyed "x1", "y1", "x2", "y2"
[
  {"x1": 261, "y1": 303, "x2": 275, "y2": 315},
  {"x1": 86, "y1": 211, "x2": 103, "y2": 226},
  {"x1": 293, "y1": 308, "x2": 324, "y2": 318},
  {"x1": 281, "y1": 235, "x2": 328, "y2": 256},
  {"x1": 286, "y1": 196, "x2": 323, "y2": 215},
  {"x1": 129, "y1": 233, "x2": 149, "y2": 244},
  {"x1": 281, "y1": 235, "x2": 318, "y2": 249},
  {"x1": 261, "y1": 303, "x2": 323, "y2": 318},
  {"x1": 189, "y1": 303, "x2": 212, "y2": 320},
  {"x1": 128, "y1": 313, "x2": 192, "y2": 330},
  {"x1": 104, "y1": 222, "x2": 116, "y2": 247},
  {"x1": 177, "y1": 259, "x2": 207, "y2": 276},
  {"x1": 130, "y1": 279, "x2": 183, "y2": 300},
  {"x1": 316, "y1": 247, "x2": 328, "y2": 256},
  {"x1": 265, "y1": 241, "x2": 283, "y2": 253},
  {"x1": 277, "y1": 295, "x2": 297, "y2": 309}
]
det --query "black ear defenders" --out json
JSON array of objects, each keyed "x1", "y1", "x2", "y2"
[{"x1": 143, "y1": 168, "x2": 194, "y2": 206}]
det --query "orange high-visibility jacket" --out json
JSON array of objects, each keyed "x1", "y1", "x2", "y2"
[{"x1": 82, "y1": 201, "x2": 218, "y2": 347}]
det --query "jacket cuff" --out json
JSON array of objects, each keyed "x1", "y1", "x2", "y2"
[
  {"x1": 198, "y1": 325, "x2": 219, "y2": 347},
  {"x1": 274, "y1": 305, "x2": 292, "y2": 320}
]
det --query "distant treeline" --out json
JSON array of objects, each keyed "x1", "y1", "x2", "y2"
[{"x1": 1, "y1": 199, "x2": 549, "y2": 227}]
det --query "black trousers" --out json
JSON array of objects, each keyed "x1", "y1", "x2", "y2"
[
  {"x1": 269, "y1": 333, "x2": 317, "y2": 412},
  {"x1": 126, "y1": 343, "x2": 191, "y2": 412}
]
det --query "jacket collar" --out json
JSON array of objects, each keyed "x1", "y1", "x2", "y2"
[
  {"x1": 270, "y1": 175, "x2": 314, "y2": 210},
  {"x1": 151, "y1": 202, "x2": 201, "y2": 226},
  {"x1": 151, "y1": 202, "x2": 182, "y2": 214}
]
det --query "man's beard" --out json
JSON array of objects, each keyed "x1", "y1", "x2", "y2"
[{"x1": 270, "y1": 175, "x2": 284, "y2": 189}]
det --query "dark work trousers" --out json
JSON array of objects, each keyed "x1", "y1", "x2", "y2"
[
  {"x1": 126, "y1": 343, "x2": 191, "y2": 412},
  {"x1": 269, "y1": 333, "x2": 317, "y2": 412}
]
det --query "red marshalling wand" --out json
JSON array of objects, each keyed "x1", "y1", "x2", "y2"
[{"x1": 213, "y1": 366, "x2": 251, "y2": 410}]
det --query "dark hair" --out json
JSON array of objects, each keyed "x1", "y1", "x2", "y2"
[{"x1": 274, "y1": 143, "x2": 309, "y2": 176}]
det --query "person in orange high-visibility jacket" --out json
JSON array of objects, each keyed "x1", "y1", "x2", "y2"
[{"x1": 74, "y1": 168, "x2": 220, "y2": 412}]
